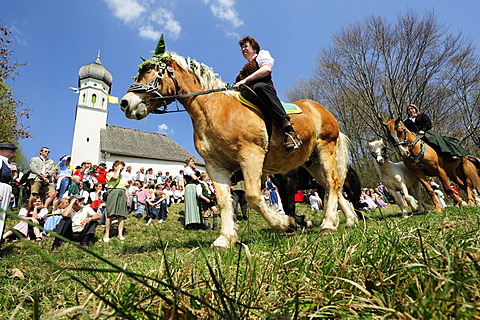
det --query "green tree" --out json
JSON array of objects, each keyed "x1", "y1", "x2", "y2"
[
  {"x1": 286, "y1": 10, "x2": 480, "y2": 186},
  {"x1": 0, "y1": 26, "x2": 31, "y2": 167}
]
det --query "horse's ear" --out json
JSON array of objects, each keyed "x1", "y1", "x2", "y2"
[
  {"x1": 154, "y1": 34, "x2": 166, "y2": 56},
  {"x1": 395, "y1": 117, "x2": 402, "y2": 123}
]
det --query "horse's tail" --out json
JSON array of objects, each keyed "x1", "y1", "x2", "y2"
[
  {"x1": 464, "y1": 157, "x2": 480, "y2": 192},
  {"x1": 336, "y1": 132, "x2": 350, "y2": 184}
]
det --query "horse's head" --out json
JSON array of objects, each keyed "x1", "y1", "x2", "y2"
[
  {"x1": 381, "y1": 118, "x2": 410, "y2": 157},
  {"x1": 120, "y1": 35, "x2": 180, "y2": 120},
  {"x1": 368, "y1": 139, "x2": 387, "y2": 165}
]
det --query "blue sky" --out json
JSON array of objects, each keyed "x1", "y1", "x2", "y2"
[{"x1": 2, "y1": 0, "x2": 479, "y2": 166}]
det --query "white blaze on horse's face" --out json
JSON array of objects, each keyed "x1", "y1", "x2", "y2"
[
  {"x1": 120, "y1": 92, "x2": 149, "y2": 120},
  {"x1": 368, "y1": 140, "x2": 385, "y2": 166},
  {"x1": 120, "y1": 64, "x2": 164, "y2": 120}
]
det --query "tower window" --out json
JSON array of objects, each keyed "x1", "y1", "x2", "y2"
[
  {"x1": 92, "y1": 94, "x2": 97, "y2": 105},
  {"x1": 82, "y1": 93, "x2": 86, "y2": 104},
  {"x1": 87, "y1": 138, "x2": 90, "y2": 142}
]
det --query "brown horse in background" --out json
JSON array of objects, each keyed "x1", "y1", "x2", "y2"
[
  {"x1": 120, "y1": 46, "x2": 357, "y2": 249},
  {"x1": 382, "y1": 118, "x2": 480, "y2": 211}
]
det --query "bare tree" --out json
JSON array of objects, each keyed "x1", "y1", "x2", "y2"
[{"x1": 286, "y1": 10, "x2": 480, "y2": 185}]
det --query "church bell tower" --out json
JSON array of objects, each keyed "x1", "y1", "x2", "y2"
[{"x1": 71, "y1": 53, "x2": 113, "y2": 166}]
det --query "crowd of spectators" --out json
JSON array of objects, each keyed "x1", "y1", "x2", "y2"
[{"x1": 1, "y1": 146, "x2": 191, "y2": 250}]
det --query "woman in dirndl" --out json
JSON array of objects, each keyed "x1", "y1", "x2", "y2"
[
  {"x1": 183, "y1": 158, "x2": 202, "y2": 229},
  {"x1": 103, "y1": 160, "x2": 129, "y2": 242}
]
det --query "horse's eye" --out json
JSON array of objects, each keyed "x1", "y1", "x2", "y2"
[{"x1": 142, "y1": 65, "x2": 154, "y2": 73}]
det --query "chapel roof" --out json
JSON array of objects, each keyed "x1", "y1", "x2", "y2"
[
  {"x1": 100, "y1": 125, "x2": 202, "y2": 164},
  {"x1": 78, "y1": 55, "x2": 113, "y2": 87}
]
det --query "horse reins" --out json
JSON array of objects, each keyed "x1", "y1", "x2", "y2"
[
  {"x1": 393, "y1": 123, "x2": 426, "y2": 163},
  {"x1": 127, "y1": 63, "x2": 233, "y2": 114}
]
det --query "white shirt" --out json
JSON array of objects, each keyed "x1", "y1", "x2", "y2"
[
  {"x1": 71, "y1": 205, "x2": 97, "y2": 233},
  {"x1": 256, "y1": 50, "x2": 275, "y2": 68}
]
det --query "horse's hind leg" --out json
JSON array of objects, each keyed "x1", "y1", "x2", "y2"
[{"x1": 306, "y1": 145, "x2": 342, "y2": 234}]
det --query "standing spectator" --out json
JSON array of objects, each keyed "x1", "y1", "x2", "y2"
[
  {"x1": 135, "y1": 167, "x2": 147, "y2": 184},
  {"x1": 126, "y1": 180, "x2": 137, "y2": 213},
  {"x1": 176, "y1": 170, "x2": 185, "y2": 189},
  {"x1": 28, "y1": 147, "x2": 56, "y2": 209},
  {"x1": 183, "y1": 158, "x2": 202, "y2": 229},
  {"x1": 197, "y1": 173, "x2": 219, "y2": 230},
  {"x1": 103, "y1": 160, "x2": 129, "y2": 242},
  {"x1": 133, "y1": 181, "x2": 151, "y2": 219},
  {"x1": 265, "y1": 174, "x2": 284, "y2": 213},
  {"x1": 231, "y1": 179, "x2": 248, "y2": 221},
  {"x1": 0, "y1": 142, "x2": 18, "y2": 240},
  {"x1": 55, "y1": 155, "x2": 73, "y2": 199},
  {"x1": 123, "y1": 166, "x2": 135, "y2": 183},
  {"x1": 377, "y1": 181, "x2": 389, "y2": 202},
  {"x1": 50, "y1": 195, "x2": 100, "y2": 251},
  {"x1": 96, "y1": 162, "x2": 108, "y2": 188}
]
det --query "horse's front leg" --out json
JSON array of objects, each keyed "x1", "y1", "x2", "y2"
[
  {"x1": 206, "y1": 167, "x2": 238, "y2": 249},
  {"x1": 241, "y1": 154, "x2": 296, "y2": 233}
]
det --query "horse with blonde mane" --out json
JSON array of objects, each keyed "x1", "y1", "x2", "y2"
[
  {"x1": 381, "y1": 118, "x2": 480, "y2": 212},
  {"x1": 120, "y1": 36, "x2": 357, "y2": 249}
]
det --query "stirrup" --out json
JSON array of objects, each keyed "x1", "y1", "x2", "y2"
[{"x1": 284, "y1": 132, "x2": 302, "y2": 151}]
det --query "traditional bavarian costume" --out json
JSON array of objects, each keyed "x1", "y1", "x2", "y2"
[
  {"x1": 236, "y1": 49, "x2": 302, "y2": 151},
  {"x1": 404, "y1": 104, "x2": 468, "y2": 161}
]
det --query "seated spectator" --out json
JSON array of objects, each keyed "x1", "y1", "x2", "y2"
[
  {"x1": 2, "y1": 195, "x2": 47, "y2": 243},
  {"x1": 371, "y1": 188, "x2": 387, "y2": 208},
  {"x1": 145, "y1": 168, "x2": 156, "y2": 187},
  {"x1": 95, "y1": 162, "x2": 108, "y2": 188},
  {"x1": 133, "y1": 181, "x2": 151, "y2": 219},
  {"x1": 123, "y1": 166, "x2": 135, "y2": 183},
  {"x1": 309, "y1": 190, "x2": 323, "y2": 210},
  {"x1": 171, "y1": 185, "x2": 183, "y2": 203},
  {"x1": 156, "y1": 171, "x2": 165, "y2": 185},
  {"x1": 360, "y1": 188, "x2": 377, "y2": 210},
  {"x1": 68, "y1": 175, "x2": 81, "y2": 196},
  {"x1": 50, "y1": 195, "x2": 100, "y2": 251},
  {"x1": 145, "y1": 189, "x2": 168, "y2": 225},
  {"x1": 163, "y1": 184, "x2": 175, "y2": 206},
  {"x1": 78, "y1": 181, "x2": 90, "y2": 204},
  {"x1": 43, "y1": 197, "x2": 70, "y2": 235}
]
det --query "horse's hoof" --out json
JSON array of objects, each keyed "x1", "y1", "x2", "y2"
[
  {"x1": 285, "y1": 216, "x2": 297, "y2": 234},
  {"x1": 212, "y1": 235, "x2": 232, "y2": 250},
  {"x1": 320, "y1": 228, "x2": 337, "y2": 235}
]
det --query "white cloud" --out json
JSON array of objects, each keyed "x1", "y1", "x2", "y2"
[
  {"x1": 103, "y1": 0, "x2": 145, "y2": 23},
  {"x1": 139, "y1": 25, "x2": 161, "y2": 41},
  {"x1": 102, "y1": 0, "x2": 181, "y2": 40},
  {"x1": 208, "y1": 0, "x2": 243, "y2": 28},
  {"x1": 151, "y1": 8, "x2": 182, "y2": 40},
  {"x1": 157, "y1": 123, "x2": 174, "y2": 135}
]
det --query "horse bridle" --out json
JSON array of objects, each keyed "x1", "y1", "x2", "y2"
[
  {"x1": 127, "y1": 61, "x2": 231, "y2": 114},
  {"x1": 393, "y1": 123, "x2": 426, "y2": 163}
]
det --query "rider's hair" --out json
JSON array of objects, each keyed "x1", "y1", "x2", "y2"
[{"x1": 239, "y1": 36, "x2": 260, "y2": 54}]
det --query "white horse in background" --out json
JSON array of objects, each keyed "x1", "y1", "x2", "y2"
[{"x1": 368, "y1": 139, "x2": 426, "y2": 217}]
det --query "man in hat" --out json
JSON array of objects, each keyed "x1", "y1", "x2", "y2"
[
  {"x1": 51, "y1": 194, "x2": 100, "y2": 251},
  {"x1": 28, "y1": 147, "x2": 56, "y2": 208},
  {"x1": 404, "y1": 104, "x2": 468, "y2": 161},
  {"x1": 0, "y1": 142, "x2": 17, "y2": 241}
]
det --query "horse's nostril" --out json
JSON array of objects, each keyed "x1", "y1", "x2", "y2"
[{"x1": 120, "y1": 99, "x2": 129, "y2": 111}]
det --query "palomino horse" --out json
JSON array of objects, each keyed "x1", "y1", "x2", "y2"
[
  {"x1": 120, "y1": 44, "x2": 357, "y2": 249},
  {"x1": 368, "y1": 139, "x2": 425, "y2": 216},
  {"x1": 381, "y1": 118, "x2": 480, "y2": 211}
]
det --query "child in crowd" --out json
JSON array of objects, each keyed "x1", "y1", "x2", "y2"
[
  {"x1": 145, "y1": 189, "x2": 168, "y2": 225},
  {"x1": 309, "y1": 190, "x2": 323, "y2": 210},
  {"x1": 1, "y1": 195, "x2": 47, "y2": 243},
  {"x1": 43, "y1": 197, "x2": 70, "y2": 235},
  {"x1": 197, "y1": 173, "x2": 219, "y2": 230}
]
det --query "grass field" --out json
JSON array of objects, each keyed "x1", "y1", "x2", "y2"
[{"x1": 0, "y1": 202, "x2": 479, "y2": 319}]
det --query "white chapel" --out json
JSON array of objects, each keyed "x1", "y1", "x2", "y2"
[{"x1": 70, "y1": 54, "x2": 202, "y2": 174}]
